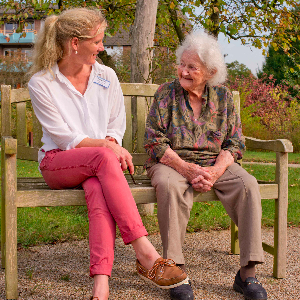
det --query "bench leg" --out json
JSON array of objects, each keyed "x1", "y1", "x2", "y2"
[
  {"x1": 230, "y1": 220, "x2": 240, "y2": 254},
  {"x1": 5, "y1": 208, "x2": 18, "y2": 300},
  {"x1": 273, "y1": 196, "x2": 287, "y2": 278},
  {"x1": 273, "y1": 152, "x2": 288, "y2": 279},
  {"x1": 1, "y1": 140, "x2": 6, "y2": 269},
  {"x1": 1, "y1": 191, "x2": 6, "y2": 269},
  {"x1": 2, "y1": 137, "x2": 18, "y2": 299}
]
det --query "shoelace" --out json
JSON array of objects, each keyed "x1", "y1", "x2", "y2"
[{"x1": 148, "y1": 259, "x2": 177, "y2": 279}]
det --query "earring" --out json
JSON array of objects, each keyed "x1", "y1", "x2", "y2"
[{"x1": 75, "y1": 50, "x2": 78, "y2": 54}]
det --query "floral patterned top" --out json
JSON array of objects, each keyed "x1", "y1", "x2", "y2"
[{"x1": 144, "y1": 79, "x2": 245, "y2": 169}]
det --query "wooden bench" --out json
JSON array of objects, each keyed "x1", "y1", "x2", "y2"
[{"x1": 1, "y1": 83, "x2": 293, "y2": 299}]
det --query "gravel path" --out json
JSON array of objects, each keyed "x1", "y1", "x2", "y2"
[{"x1": 1, "y1": 228, "x2": 299, "y2": 300}]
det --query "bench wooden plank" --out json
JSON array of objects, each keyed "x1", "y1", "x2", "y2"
[
  {"x1": 10, "y1": 87, "x2": 30, "y2": 103},
  {"x1": 123, "y1": 95, "x2": 133, "y2": 152},
  {"x1": 17, "y1": 146, "x2": 39, "y2": 161},
  {"x1": 245, "y1": 137, "x2": 293, "y2": 153},
  {"x1": 15, "y1": 174, "x2": 279, "y2": 207},
  {"x1": 16, "y1": 102, "x2": 27, "y2": 146},
  {"x1": 121, "y1": 83, "x2": 159, "y2": 96}
]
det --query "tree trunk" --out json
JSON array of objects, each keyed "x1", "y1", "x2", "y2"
[
  {"x1": 130, "y1": 0, "x2": 158, "y2": 215},
  {"x1": 130, "y1": 0, "x2": 158, "y2": 83}
]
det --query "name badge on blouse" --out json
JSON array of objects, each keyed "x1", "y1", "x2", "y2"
[{"x1": 93, "y1": 75, "x2": 110, "y2": 88}]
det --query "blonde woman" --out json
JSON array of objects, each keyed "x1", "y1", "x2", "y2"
[{"x1": 28, "y1": 8, "x2": 188, "y2": 300}]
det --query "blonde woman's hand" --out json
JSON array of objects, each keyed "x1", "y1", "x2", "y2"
[{"x1": 105, "y1": 140, "x2": 134, "y2": 174}]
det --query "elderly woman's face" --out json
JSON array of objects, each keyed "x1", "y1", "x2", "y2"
[{"x1": 177, "y1": 50, "x2": 211, "y2": 93}]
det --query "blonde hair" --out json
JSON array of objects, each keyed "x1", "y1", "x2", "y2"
[
  {"x1": 176, "y1": 30, "x2": 227, "y2": 86},
  {"x1": 28, "y1": 7, "x2": 107, "y2": 77}
]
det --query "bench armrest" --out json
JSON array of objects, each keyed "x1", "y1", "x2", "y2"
[
  {"x1": 2, "y1": 136, "x2": 17, "y2": 155},
  {"x1": 245, "y1": 137, "x2": 293, "y2": 153}
]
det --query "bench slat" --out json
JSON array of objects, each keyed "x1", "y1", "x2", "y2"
[
  {"x1": 17, "y1": 146, "x2": 39, "y2": 161},
  {"x1": 123, "y1": 95, "x2": 133, "y2": 152},
  {"x1": 136, "y1": 96, "x2": 147, "y2": 153},
  {"x1": 16, "y1": 175, "x2": 279, "y2": 207},
  {"x1": 120, "y1": 83, "x2": 159, "y2": 96},
  {"x1": 11, "y1": 88, "x2": 31, "y2": 103},
  {"x1": 16, "y1": 102, "x2": 27, "y2": 146}
]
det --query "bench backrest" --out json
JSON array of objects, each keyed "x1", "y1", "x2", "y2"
[{"x1": 0, "y1": 84, "x2": 240, "y2": 166}]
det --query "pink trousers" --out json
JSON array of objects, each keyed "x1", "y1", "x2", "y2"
[{"x1": 40, "y1": 147, "x2": 148, "y2": 277}]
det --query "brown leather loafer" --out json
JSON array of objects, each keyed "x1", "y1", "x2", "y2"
[{"x1": 136, "y1": 258, "x2": 189, "y2": 289}]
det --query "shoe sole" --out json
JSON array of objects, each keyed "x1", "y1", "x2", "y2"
[
  {"x1": 138, "y1": 274, "x2": 189, "y2": 290},
  {"x1": 233, "y1": 283, "x2": 267, "y2": 300}
]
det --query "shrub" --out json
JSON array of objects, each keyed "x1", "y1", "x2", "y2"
[{"x1": 227, "y1": 75, "x2": 300, "y2": 152}]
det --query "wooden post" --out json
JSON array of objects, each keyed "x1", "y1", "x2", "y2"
[
  {"x1": 2, "y1": 137, "x2": 18, "y2": 299},
  {"x1": 1, "y1": 138, "x2": 6, "y2": 270},
  {"x1": 1, "y1": 85, "x2": 12, "y2": 137},
  {"x1": 230, "y1": 91, "x2": 240, "y2": 254},
  {"x1": 230, "y1": 220, "x2": 240, "y2": 254},
  {"x1": 273, "y1": 151, "x2": 288, "y2": 278},
  {"x1": 1, "y1": 85, "x2": 12, "y2": 270}
]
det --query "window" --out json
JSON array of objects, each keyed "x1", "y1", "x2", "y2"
[
  {"x1": 4, "y1": 22, "x2": 35, "y2": 34},
  {"x1": 3, "y1": 48, "x2": 33, "y2": 60},
  {"x1": 24, "y1": 22, "x2": 35, "y2": 32},
  {"x1": 4, "y1": 23, "x2": 18, "y2": 34}
]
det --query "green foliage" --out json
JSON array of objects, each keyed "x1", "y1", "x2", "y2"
[
  {"x1": 0, "y1": 51, "x2": 30, "y2": 87},
  {"x1": 177, "y1": 0, "x2": 299, "y2": 56},
  {"x1": 226, "y1": 60, "x2": 253, "y2": 81},
  {"x1": 109, "y1": 48, "x2": 131, "y2": 83},
  {"x1": 259, "y1": 45, "x2": 300, "y2": 84},
  {"x1": 258, "y1": 7, "x2": 300, "y2": 99},
  {"x1": 1, "y1": 0, "x2": 299, "y2": 60}
]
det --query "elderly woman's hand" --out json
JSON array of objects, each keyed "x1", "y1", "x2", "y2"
[
  {"x1": 199, "y1": 150, "x2": 234, "y2": 186},
  {"x1": 183, "y1": 162, "x2": 213, "y2": 192}
]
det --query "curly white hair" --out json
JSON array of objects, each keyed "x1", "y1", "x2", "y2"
[{"x1": 176, "y1": 30, "x2": 227, "y2": 86}]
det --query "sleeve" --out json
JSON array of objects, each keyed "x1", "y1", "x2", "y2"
[
  {"x1": 144, "y1": 91, "x2": 171, "y2": 161},
  {"x1": 28, "y1": 80, "x2": 88, "y2": 150},
  {"x1": 105, "y1": 74, "x2": 126, "y2": 146},
  {"x1": 221, "y1": 89, "x2": 245, "y2": 161}
]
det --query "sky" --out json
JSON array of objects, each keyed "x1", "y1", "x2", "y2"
[{"x1": 218, "y1": 33, "x2": 266, "y2": 75}]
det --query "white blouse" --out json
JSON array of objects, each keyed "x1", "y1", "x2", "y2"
[{"x1": 28, "y1": 61, "x2": 126, "y2": 164}]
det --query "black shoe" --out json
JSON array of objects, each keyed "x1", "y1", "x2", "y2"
[
  {"x1": 170, "y1": 280, "x2": 194, "y2": 300},
  {"x1": 233, "y1": 270, "x2": 267, "y2": 300}
]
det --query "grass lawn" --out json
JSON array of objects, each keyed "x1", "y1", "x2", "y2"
[
  {"x1": 0, "y1": 151, "x2": 299, "y2": 247},
  {"x1": 243, "y1": 150, "x2": 300, "y2": 164}
]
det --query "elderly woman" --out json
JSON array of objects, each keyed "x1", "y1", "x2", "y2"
[
  {"x1": 144, "y1": 31, "x2": 267, "y2": 300},
  {"x1": 27, "y1": 8, "x2": 188, "y2": 300}
]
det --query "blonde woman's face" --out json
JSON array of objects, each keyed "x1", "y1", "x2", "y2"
[{"x1": 77, "y1": 26, "x2": 105, "y2": 65}]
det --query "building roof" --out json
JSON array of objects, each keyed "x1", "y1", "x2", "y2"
[{"x1": 104, "y1": 29, "x2": 132, "y2": 47}]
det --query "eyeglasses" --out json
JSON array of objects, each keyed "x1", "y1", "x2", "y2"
[{"x1": 178, "y1": 63, "x2": 200, "y2": 72}]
